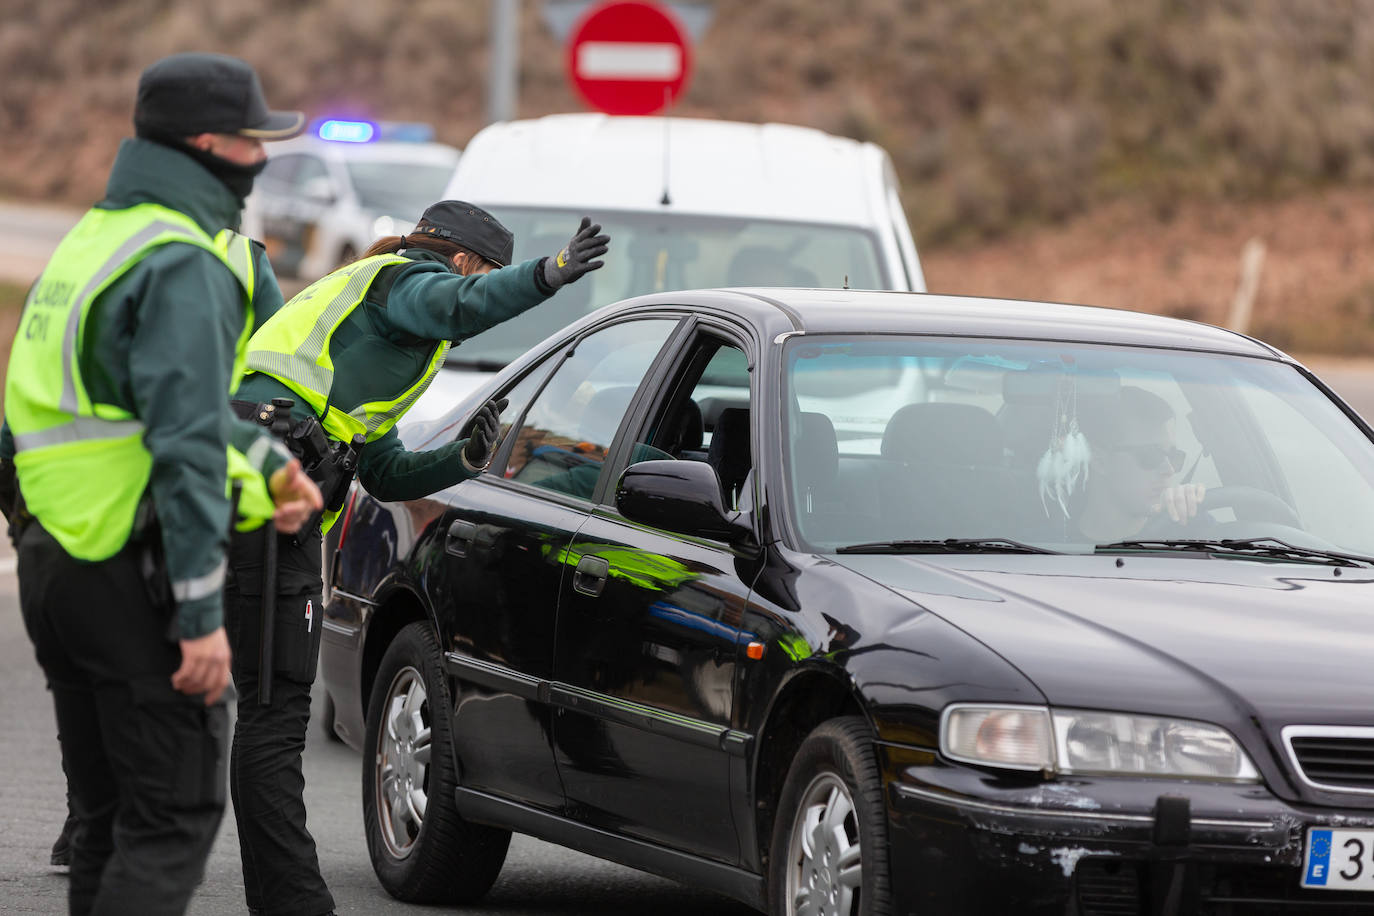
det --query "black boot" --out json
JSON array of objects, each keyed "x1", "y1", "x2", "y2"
[{"x1": 50, "y1": 811, "x2": 78, "y2": 869}]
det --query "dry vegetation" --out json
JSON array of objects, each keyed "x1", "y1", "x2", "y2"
[
  {"x1": 5, "y1": 0, "x2": 1374, "y2": 350},
  {"x1": 0, "y1": 282, "x2": 27, "y2": 395}
]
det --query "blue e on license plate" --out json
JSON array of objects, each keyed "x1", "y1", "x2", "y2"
[{"x1": 1303, "y1": 827, "x2": 1374, "y2": 890}]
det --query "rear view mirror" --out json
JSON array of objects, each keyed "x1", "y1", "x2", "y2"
[{"x1": 616, "y1": 460, "x2": 753, "y2": 545}]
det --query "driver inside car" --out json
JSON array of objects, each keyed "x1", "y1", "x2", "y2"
[{"x1": 1074, "y1": 385, "x2": 1206, "y2": 543}]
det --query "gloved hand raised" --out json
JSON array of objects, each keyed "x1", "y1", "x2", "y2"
[
  {"x1": 542, "y1": 217, "x2": 610, "y2": 289},
  {"x1": 462, "y1": 397, "x2": 509, "y2": 472}
]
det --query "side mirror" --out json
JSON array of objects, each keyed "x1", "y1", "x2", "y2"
[
  {"x1": 616, "y1": 460, "x2": 753, "y2": 545},
  {"x1": 300, "y1": 175, "x2": 336, "y2": 203}
]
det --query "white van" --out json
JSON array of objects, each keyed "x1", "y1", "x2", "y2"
[{"x1": 411, "y1": 113, "x2": 926, "y2": 419}]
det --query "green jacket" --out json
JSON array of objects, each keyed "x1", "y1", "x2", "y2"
[
  {"x1": 0, "y1": 137, "x2": 289, "y2": 638},
  {"x1": 236, "y1": 248, "x2": 554, "y2": 501}
]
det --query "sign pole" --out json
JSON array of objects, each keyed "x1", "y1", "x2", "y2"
[{"x1": 488, "y1": 0, "x2": 520, "y2": 124}]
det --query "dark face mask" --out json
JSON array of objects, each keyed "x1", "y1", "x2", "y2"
[
  {"x1": 178, "y1": 142, "x2": 268, "y2": 204},
  {"x1": 139, "y1": 128, "x2": 266, "y2": 204}
]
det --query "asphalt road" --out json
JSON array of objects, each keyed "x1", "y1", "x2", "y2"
[{"x1": 0, "y1": 538, "x2": 753, "y2": 915}]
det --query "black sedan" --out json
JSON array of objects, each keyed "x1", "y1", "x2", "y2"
[{"x1": 320, "y1": 289, "x2": 1374, "y2": 915}]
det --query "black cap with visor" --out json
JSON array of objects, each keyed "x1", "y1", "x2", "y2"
[
  {"x1": 133, "y1": 52, "x2": 305, "y2": 141},
  {"x1": 412, "y1": 201, "x2": 515, "y2": 267}
]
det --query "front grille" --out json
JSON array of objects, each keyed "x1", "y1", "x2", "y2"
[
  {"x1": 1075, "y1": 859, "x2": 1142, "y2": 916},
  {"x1": 1284, "y1": 726, "x2": 1374, "y2": 794}
]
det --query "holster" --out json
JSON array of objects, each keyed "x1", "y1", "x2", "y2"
[{"x1": 129, "y1": 496, "x2": 176, "y2": 638}]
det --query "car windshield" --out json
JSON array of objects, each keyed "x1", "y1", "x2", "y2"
[
  {"x1": 447, "y1": 207, "x2": 886, "y2": 367},
  {"x1": 346, "y1": 162, "x2": 455, "y2": 216},
  {"x1": 782, "y1": 336, "x2": 1374, "y2": 559}
]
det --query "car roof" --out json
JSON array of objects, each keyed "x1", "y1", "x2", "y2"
[
  {"x1": 602, "y1": 288, "x2": 1283, "y2": 358},
  {"x1": 270, "y1": 136, "x2": 460, "y2": 166},
  {"x1": 447, "y1": 113, "x2": 888, "y2": 226}
]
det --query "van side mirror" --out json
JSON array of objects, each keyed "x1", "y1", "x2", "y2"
[{"x1": 616, "y1": 460, "x2": 753, "y2": 544}]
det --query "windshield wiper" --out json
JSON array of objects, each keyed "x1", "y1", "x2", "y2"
[
  {"x1": 836, "y1": 538, "x2": 1058, "y2": 555},
  {"x1": 1095, "y1": 537, "x2": 1373, "y2": 568},
  {"x1": 444, "y1": 357, "x2": 507, "y2": 372}
]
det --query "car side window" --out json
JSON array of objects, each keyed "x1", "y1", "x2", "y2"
[
  {"x1": 291, "y1": 155, "x2": 329, "y2": 189},
  {"x1": 503, "y1": 319, "x2": 679, "y2": 498},
  {"x1": 637, "y1": 336, "x2": 754, "y2": 510}
]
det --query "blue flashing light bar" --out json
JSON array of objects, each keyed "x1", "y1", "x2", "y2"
[{"x1": 316, "y1": 119, "x2": 377, "y2": 143}]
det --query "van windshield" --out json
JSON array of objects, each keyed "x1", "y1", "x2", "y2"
[{"x1": 447, "y1": 207, "x2": 886, "y2": 367}]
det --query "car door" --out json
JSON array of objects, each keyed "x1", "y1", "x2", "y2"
[
  {"x1": 433, "y1": 317, "x2": 683, "y2": 811},
  {"x1": 552, "y1": 325, "x2": 759, "y2": 864}
]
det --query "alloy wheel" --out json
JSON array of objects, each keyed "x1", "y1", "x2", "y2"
[
  {"x1": 784, "y1": 772, "x2": 863, "y2": 916},
  {"x1": 374, "y1": 665, "x2": 432, "y2": 859}
]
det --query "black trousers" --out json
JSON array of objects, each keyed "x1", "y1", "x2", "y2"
[
  {"x1": 18, "y1": 522, "x2": 227, "y2": 916},
  {"x1": 224, "y1": 525, "x2": 333, "y2": 916}
]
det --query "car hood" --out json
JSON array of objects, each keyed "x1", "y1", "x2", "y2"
[{"x1": 834, "y1": 553, "x2": 1374, "y2": 726}]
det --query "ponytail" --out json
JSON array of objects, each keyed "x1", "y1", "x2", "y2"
[
  {"x1": 361, "y1": 230, "x2": 488, "y2": 270},
  {"x1": 361, "y1": 235, "x2": 407, "y2": 259}
]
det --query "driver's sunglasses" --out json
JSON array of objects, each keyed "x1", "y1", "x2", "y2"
[{"x1": 1114, "y1": 443, "x2": 1186, "y2": 472}]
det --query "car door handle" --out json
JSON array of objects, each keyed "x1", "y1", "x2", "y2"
[
  {"x1": 573, "y1": 555, "x2": 610, "y2": 598},
  {"x1": 446, "y1": 519, "x2": 477, "y2": 557}
]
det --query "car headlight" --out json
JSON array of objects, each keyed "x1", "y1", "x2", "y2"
[
  {"x1": 940, "y1": 704, "x2": 1259, "y2": 781},
  {"x1": 1053, "y1": 710, "x2": 1259, "y2": 781},
  {"x1": 941, "y1": 704, "x2": 1054, "y2": 771}
]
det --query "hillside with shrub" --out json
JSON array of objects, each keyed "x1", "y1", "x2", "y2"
[{"x1": 5, "y1": 0, "x2": 1374, "y2": 350}]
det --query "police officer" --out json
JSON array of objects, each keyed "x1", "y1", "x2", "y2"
[
  {"x1": 0, "y1": 52, "x2": 322, "y2": 915},
  {"x1": 224, "y1": 202, "x2": 608, "y2": 916}
]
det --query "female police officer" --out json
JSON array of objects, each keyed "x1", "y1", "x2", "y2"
[{"x1": 225, "y1": 201, "x2": 608, "y2": 916}]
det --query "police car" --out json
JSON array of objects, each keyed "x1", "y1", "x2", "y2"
[{"x1": 242, "y1": 120, "x2": 460, "y2": 281}]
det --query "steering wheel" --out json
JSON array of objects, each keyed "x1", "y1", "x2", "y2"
[
  {"x1": 1135, "y1": 485, "x2": 1302, "y2": 538},
  {"x1": 1201, "y1": 485, "x2": 1302, "y2": 528}
]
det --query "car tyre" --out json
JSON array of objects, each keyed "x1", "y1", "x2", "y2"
[
  {"x1": 362, "y1": 621, "x2": 511, "y2": 903},
  {"x1": 768, "y1": 716, "x2": 891, "y2": 916}
]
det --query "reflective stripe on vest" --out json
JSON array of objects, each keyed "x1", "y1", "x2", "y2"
[
  {"x1": 244, "y1": 254, "x2": 450, "y2": 444},
  {"x1": 5, "y1": 204, "x2": 252, "y2": 561}
]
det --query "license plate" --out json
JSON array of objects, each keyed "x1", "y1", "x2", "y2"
[{"x1": 1303, "y1": 827, "x2": 1374, "y2": 890}]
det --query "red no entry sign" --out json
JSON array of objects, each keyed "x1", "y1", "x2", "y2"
[{"x1": 567, "y1": 0, "x2": 693, "y2": 116}]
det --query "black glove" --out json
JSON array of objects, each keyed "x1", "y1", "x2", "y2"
[
  {"x1": 542, "y1": 217, "x2": 610, "y2": 289},
  {"x1": 462, "y1": 397, "x2": 508, "y2": 471}
]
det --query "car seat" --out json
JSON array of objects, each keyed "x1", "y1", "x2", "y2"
[
  {"x1": 793, "y1": 411, "x2": 840, "y2": 513},
  {"x1": 879, "y1": 402, "x2": 1012, "y2": 539},
  {"x1": 662, "y1": 397, "x2": 704, "y2": 458},
  {"x1": 707, "y1": 407, "x2": 751, "y2": 509}
]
